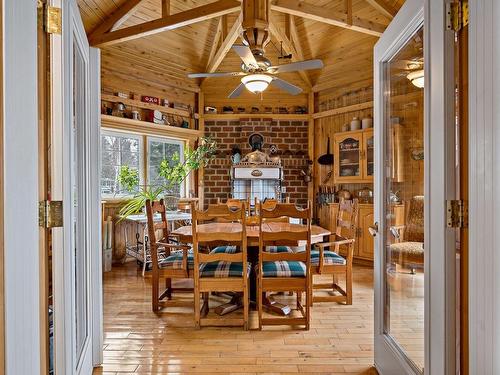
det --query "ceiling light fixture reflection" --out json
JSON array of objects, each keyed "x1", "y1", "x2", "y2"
[{"x1": 407, "y1": 69, "x2": 424, "y2": 88}]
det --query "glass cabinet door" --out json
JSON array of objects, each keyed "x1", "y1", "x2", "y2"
[
  {"x1": 363, "y1": 129, "x2": 374, "y2": 180},
  {"x1": 335, "y1": 132, "x2": 362, "y2": 182}
]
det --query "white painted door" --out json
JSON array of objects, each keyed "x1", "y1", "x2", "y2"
[
  {"x1": 373, "y1": 0, "x2": 457, "y2": 374},
  {"x1": 51, "y1": 0, "x2": 100, "y2": 374}
]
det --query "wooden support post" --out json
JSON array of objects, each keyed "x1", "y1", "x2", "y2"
[
  {"x1": 162, "y1": 0, "x2": 170, "y2": 17},
  {"x1": 221, "y1": 14, "x2": 228, "y2": 40},
  {"x1": 345, "y1": 0, "x2": 352, "y2": 26},
  {"x1": 197, "y1": 91, "x2": 205, "y2": 208},
  {"x1": 284, "y1": 14, "x2": 291, "y2": 39},
  {"x1": 308, "y1": 91, "x2": 315, "y2": 210}
]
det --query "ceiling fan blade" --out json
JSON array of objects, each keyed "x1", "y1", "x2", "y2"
[
  {"x1": 228, "y1": 83, "x2": 246, "y2": 99},
  {"x1": 268, "y1": 59, "x2": 324, "y2": 74},
  {"x1": 271, "y1": 78, "x2": 303, "y2": 95},
  {"x1": 187, "y1": 72, "x2": 245, "y2": 78},
  {"x1": 232, "y1": 45, "x2": 259, "y2": 69}
]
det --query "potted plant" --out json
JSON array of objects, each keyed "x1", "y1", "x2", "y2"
[{"x1": 118, "y1": 137, "x2": 217, "y2": 219}]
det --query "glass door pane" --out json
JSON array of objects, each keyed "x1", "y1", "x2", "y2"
[
  {"x1": 73, "y1": 41, "x2": 89, "y2": 362},
  {"x1": 337, "y1": 135, "x2": 361, "y2": 179},
  {"x1": 383, "y1": 26, "x2": 424, "y2": 372}
]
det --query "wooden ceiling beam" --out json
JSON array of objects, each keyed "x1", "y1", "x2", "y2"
[
  {"x1": 90, "y1": 0, "x2": 241, "y2": 47},
  {"x1": 269, "y1": 15, "x2": 311, "y2": 88},
  {"x1": 270, "y1": 0, "x2": 386, "y2": 37},
  {"x1": 365, "y1": 0, "x2": 397, "y2": 19},
  {"x1": 206, "y1": 13, "x2": 243, "y2": 73},
  {"x1": 88, "y1": 0, "x2": 144, "y2": 38},
  {"x1": 162, "y1": 0, "x2": 170, "y2": 17},
  {"x1": 205, "y1": 18, "x2": 224, "y2": 71}
]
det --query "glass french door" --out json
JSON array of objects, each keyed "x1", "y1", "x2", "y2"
[
  {"x1": 51, "y1": 0, "x2": 96, "y2": 374},
  {"x1": 374, "y1": 0, "x2": 457, "y2": 374}
]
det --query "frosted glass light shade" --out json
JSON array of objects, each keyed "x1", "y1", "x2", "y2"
[{"x1": 241, "y1": 74, "x2": 273, "y2": 93}]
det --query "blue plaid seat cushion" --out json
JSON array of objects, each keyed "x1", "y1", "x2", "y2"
[
  {"x1": 265, "y1": 246, "x2": 293, "y2": 253},
  {"x1": 159, "y1": 250, "x2": 194, "y2": 269},
  {"x1": 261, "y1": 261, "x2": 306, "y2": 277},
  {"x1": 210, "y1": 245, "x2": 238, "y2": 254},
  {"x1": 199, "y1": 261, "x2": 251, "y2": 278},
  {"x1": 310, "y1": 250, "x2": 346, "y2": 266}
]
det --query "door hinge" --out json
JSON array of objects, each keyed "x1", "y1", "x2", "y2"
[
  {"x1": 446, "y1": 1, "x2": 469, "y2": 32},
  {"x1": 446, "y1": 200, "x2": 468, "y2": 228},
  {"x1": 38, "y1": 2, "x2": 62, "y2": 35},
  {"x1": 39, "y1": 200, "x2": 64, "y2": 228}
]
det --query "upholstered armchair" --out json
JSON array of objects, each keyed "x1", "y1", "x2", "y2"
[{"x1": 389, "y1": 196, "x2": 424, "y2": 274}]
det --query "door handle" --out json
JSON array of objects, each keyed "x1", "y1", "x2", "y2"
[{"x1": 368, "y1": 222, "x2": 379, "y2": 237}]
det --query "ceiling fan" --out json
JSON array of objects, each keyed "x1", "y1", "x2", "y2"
[{"x1": 187, "y1": 44, "x2": 324, "y2": 98}]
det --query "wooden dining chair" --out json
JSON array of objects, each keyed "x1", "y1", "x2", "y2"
[
  {"x1": 216, "y1": 197, "x2": 250, "y2": 218},
  {"x1": 145, "y1": 199, "x2": 193, "y2": 312},
  {"x1": 257, "y1": 202, "x2": 312, "y2": 330},
  {"x1": 312, "y1": 199, "x2": 358, "y2": 305},
  {"x1": 191, "y1": 202, "x2": 249, "y2": 329}
]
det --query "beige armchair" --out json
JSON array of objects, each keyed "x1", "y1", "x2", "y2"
[{"x1": 389, "y1": 195, "x2": 424, "y2": 274}]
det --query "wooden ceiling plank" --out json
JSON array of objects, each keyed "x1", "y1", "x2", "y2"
[
  {"x1": 205, "y1": 17, "x2": 224, "y2": 71},
  {"x1": 88, "y1": 0, "x2": 144, "y2": 38},
  {"x1": 90, "y1": 0, "x2": 241, "y2": 47},
  {"x1": 270, "y1": 0, "x2": 386, "y2": 37},
  {"x1": 365, "y1": 0, "x2": 397, "y2": 19},
  {"x1": 269, "y1": 14, "x2": 312, "y2": 88}
]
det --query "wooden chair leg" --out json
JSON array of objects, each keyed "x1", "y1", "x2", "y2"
[
  {"x1": 305, "y1": 276, "x2": 311, "y2": 330},
  {"x1": 257, "y1": 276, "x2": 263, "y2": 330},
  {"x1": 165, "y1": 277, "x2": 172, "y2": 300},
  {"x1": 309, "y1": 274, "x2": 314, "y2": 307},
  {"x1": 152, "y1": 272, "x2": 159, "y2": 312},
  {"x1": 243, "y1": 285, "x2": 249, "y2": 331},
  {"x1": 194, "y1": 289, "x2": 201, "y2": 329},
  {"x1": 346, "y1": 267, "x2": 353, "y2": 305}
]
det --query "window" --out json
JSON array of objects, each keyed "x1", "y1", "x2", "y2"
[
  {"x1": 148, "y1": 137, "x2": 185, "y2": 197},
  {"x1": 101, "y1": 131, "x2": 142, "y2": 197}
]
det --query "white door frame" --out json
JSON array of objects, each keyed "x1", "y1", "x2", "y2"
[
  {"x1": 51, "y1": 0, "x2": 102, "y2": 373},
  {"x1": 468, "y1": 1, "x2": 500, "y2": 373},
  {"x1": 374, "y1": 0, "x2": 457, "y2": 373},
  {"x1": 3, "y1": 1, "x2": 41, "y2": 373}
]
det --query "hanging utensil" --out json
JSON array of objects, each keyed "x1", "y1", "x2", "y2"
[{"x1": 318, "y1": 137, "x2": 334, "y2": 165}]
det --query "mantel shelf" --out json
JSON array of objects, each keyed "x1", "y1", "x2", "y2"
[
  {"x1": 312, "y1": 101, "x2": 374, "y2": 119},
  {"x1": 203, "y1": 113, "x2": 310, "y2": 121},
  {"x1": 101, "y1": 94, "x2": 192, "y2": 118},
  {"x1": 101, "y1": 115, "x2": 202, "y2": 140}
]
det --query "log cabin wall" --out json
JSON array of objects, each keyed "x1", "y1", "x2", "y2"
[{"x1": 203, "y1": 118, "x2": 310, "y2": 207}]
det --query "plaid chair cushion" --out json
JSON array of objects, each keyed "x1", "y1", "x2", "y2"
[
  {"x1": 199, "y1": 261, "x2": 251, "y2": 278},
  {"x1": 310, "y1": 250, "x2": 346, "y2": 266},
  {"x1": 261, "y1": 261, "x2": 306, "y2": 277},
  {"x1": 265, "y1": 246, "x2": 293, "y2": 253},
  {"x1": 210, "y1": 245, "x2": 238, "y2": 254},
  {"x1": 159, "y1": 250, "x2": 194, "y2": 270}
]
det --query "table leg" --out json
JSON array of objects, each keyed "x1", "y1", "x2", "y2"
[
  {"x1": 214, "y1": 294, "x2": 243, "y2": 316},
  {"x1": 262, "y1": 293, "x2": 291, "y2": 316}
]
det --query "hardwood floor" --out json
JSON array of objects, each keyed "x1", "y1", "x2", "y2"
[{"x1": 93, "y1": 261, "x2": 377, "y2": 375}]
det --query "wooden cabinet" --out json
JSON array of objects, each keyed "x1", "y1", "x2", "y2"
[
  {"x1": 333, "y1": 128, "x2": 374, "y2": 183},
  {"x1": 356, "y1": 206, "x2": 374, "y2": 260}
]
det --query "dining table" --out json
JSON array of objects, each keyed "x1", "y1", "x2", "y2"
[{"x1": 171, "y1": 222, "x2": 331, "y2": 316}]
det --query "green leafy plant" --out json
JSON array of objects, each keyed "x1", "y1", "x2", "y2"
[
  {"x1": 158, "y1": 136, "x2": 217, "y2": 187},
  {"x1": 118, "y1": 137, "x2": 217, "y2": 220},
  {"x1": 117, "y1": 166, "x2": 139, "y2": 194}
]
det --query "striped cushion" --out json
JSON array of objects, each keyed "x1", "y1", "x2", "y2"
[
  {"x1": 261, "y1": 261, "x2": 306, "y2": 277},
  {"x1": 265, "y1": 246, "x2": 293, "y2": 253},
  {"x1": 159, "y1": 250, "x2": 194, "y2": 270},
  {"x1": 199, "y1": 261, "x2": 251, "y2": 278},
  {"x1": 310, "y1": 250, "x2": 346, "y2": 266},
  {"x1": 210, "y1": 245, "x2": 238, "y2": 254}
]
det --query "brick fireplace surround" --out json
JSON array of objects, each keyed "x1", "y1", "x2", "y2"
[{"x1": 203, "y1": 118, "x2": 310, "y2": 207}]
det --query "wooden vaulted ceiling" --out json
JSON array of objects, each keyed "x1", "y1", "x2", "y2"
[{"x1": 77, "y1": 0, "x2": 405, "y2": 101}]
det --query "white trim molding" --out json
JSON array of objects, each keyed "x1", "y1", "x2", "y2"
[
  {"x1": 3, "y1": 0, "x2": 41, "y2": 373},
  {"x1": 468, "y1": 1, "x2": 500, "y2": 373}
]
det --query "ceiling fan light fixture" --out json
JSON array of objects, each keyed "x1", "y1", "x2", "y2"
[
  {"x1": 241, "y1": 74, "x2": 273, "y2": 93},
  {"x1": 407, "y1": 69, "x2": 424, "y2": 88}
]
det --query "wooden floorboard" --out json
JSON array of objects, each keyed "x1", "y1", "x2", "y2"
[{"x1": 93, "y1": 261, "x2": 378, "y2": 374}]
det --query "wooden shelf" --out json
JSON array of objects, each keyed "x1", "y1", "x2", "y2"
[
  {"x1": 312, "y1": 101, "x2": 373, "y2": 119},
  {"x1": 102, "y1": 94, "x2": 192, "y2": 118},
  {"x1": 202, "y1": 113, "x2": 310, "y2": 121},
  {"x1": 101, "y1": 115, "x2": 202, "y2": 140}
]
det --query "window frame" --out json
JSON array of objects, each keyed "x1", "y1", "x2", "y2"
[
  {"x1": 146, "y1": 136, "x2": 187, "y2": 198},
  {"x1": 100, "y1": 129, "x2": 144, "y2": 199}
]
